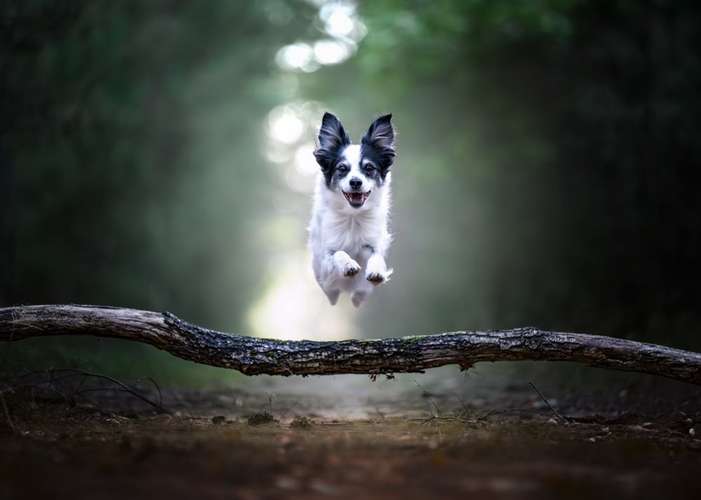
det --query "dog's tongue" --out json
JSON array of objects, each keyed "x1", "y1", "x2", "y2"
[{"x1": 344, "y1": 191, "x2": 369, "y2": 207}]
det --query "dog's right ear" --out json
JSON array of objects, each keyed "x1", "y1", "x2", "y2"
[{"x1": 314, "y1": 112, "x2": 350, "y2": 171}]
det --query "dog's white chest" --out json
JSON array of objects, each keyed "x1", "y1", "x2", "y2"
[{"x1": 321, "y1": 212, "x2": 381, "y2": 257}]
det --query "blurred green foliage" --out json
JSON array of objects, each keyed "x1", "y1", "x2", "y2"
[
  {"x1": 345, "y1": 0, "x2": 701, "y2": 345},
  {"x1": 2, "y1": 0, "x2": 700, "y2": 383},
  {"x1": 1, "y1": 1, "x2": 312, "y2": 325},
  {"x1": 1, "y1": 0, "x2": 318, "y2": 382}
]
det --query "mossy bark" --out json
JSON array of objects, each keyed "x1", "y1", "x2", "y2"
[{"x1": 2, "y1": 304, "x2": 701, "y2": 384}]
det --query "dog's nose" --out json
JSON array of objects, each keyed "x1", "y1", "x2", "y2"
[{"x1": 349, "y1": 177, "x2": 362, "y2": 190}]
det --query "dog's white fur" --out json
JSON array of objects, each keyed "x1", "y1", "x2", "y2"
[{"x1": 308, "y1": 144, "x2": 393, "y2": 307}]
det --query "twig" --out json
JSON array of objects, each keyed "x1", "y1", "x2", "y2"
[
  {"x1": 54, "y1": 369, "x2": 170, "y2": 414},
  {"x1": 413, "y1": 378, "x2": 442, "y2": 420},
  {"x1": 146, "y1": 377, "x2": 163, "y2": 408},
  {"x1": 2, "y1": 368, "x2": 169, "y2": 414},
  {"x1": 0, "y1": 392, "x2": 17, "y2": 433},
  {"x1": 529, "y1": 381, "x2": 568, "y2": 423}
]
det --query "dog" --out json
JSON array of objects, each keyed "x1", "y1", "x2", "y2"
[{"x1": 308, "y1": 112, "x2": 396, "y2": 307}]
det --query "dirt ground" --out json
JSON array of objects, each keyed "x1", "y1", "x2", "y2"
[{"x1": 1, "y1": 370, "x2": 701, "y2": 500}]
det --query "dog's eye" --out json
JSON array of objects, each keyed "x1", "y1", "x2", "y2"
[
  {"x1": 364, "y1": 164, "x2": 376, "y2": 172},
  {"x1": 337, "y1": 165, "x2": 349, "y2": 173}
]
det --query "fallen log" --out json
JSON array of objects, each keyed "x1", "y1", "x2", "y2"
[{"x1": 1, "y1": 304, "x2": 700, "y2": 384}]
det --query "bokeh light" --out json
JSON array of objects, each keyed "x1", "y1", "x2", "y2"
[
  {"x1": 275, "y1": 42, "x2": 319, "y2": 72},
  {"x1": 267, "y1": 105, "x2": 306, "y2": 144},
  {"x1": 319, "y1": 1, "x2": 366, "y2": 41},
  {"x1": 313, "y1": 39, "x2": 354, "y2": 65}
]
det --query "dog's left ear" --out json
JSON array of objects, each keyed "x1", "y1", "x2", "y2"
[{"x1": 362, "y1": 114, "x2": 396, "y2": 169}]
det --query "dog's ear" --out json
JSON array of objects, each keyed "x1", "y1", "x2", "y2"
[
  {"x1": 362, "y1": 114, "x2": 395, "y2": 169},
  {"x1": 314, "y1": 112, "x2": 350, "y2": 171}
]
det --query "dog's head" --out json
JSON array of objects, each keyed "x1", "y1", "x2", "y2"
[{"x1": 313, "y1": 112, "x2": 395, "y2": 210}]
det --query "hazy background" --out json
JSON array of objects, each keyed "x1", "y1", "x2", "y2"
[{"x1": 2, "y1": 0, "x2": 700, "y2": 387}]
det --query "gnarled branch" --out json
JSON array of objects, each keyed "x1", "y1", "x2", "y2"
[{"x1": 1, "y1": 305, "x2": 701, "y2": 384}]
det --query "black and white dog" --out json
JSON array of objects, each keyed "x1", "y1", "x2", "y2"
[{"x1": 308, "y1": 112, "x2": 396, "y2": 307}]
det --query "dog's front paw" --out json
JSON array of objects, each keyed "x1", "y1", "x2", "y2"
[
  {"x1": 343, "y1": 260, "x2": 361, "y2": 277},
  {"x1": 365, "y1": 257, "x2": 392, "y2": 286},
  {"x1": 367, "y1": 269, "x2": 394, "y2": 285},
  {"x1": 366, "y1": 272, "x2": 386, "y2": 285},
  {"x1": 333, "y1": 251, "x2": 361, "y2": 277}
]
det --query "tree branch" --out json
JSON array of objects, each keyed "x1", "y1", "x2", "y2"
[{"x1": 1, "y1": 305, "x2": 700, "y2": 384}]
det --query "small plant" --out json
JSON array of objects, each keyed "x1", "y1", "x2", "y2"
[
  {"x1": 247, "y1": 412, "x2": 276, "y2": 426},
  {"x1": 290, "y1": 416, "x2": 313, "y2": 429}
]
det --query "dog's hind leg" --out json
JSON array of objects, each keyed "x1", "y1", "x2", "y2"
[
  {"x1": 350, "y1": 281, "x2": 374, "y2": 307},
  {"x1": 313, "y1": 254, "x2": 338, "y2": 306},
  {"x1": 324, "y1": 288, "x2": 341, "y2": 306},
  {"x1": 314, "y1": 250, "x2": 360, "y2": 305},
  {"x1": 351, "y1": 291, "x2": 367, "y2": 308}
]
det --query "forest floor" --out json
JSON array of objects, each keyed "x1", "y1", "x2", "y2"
[{"x1": 1, "y1": 370, "x2": 701, "y2": 500}]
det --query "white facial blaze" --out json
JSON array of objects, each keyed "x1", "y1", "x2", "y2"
[{"x1": 339, "y1": 144, "x2": 372, "y2": 193}]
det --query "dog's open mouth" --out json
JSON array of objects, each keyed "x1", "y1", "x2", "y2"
[{"x1": 342, "y1": 191, "x2": 371, "y2": 208}]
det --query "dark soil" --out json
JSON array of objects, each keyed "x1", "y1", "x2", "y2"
[{"x1": 1, "y1": 373, "x2": 701, "y2": 500}]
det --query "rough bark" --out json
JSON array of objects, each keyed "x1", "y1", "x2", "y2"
[{"x1": 1, "y1": 304, "x2": 701, "y2": 384}]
